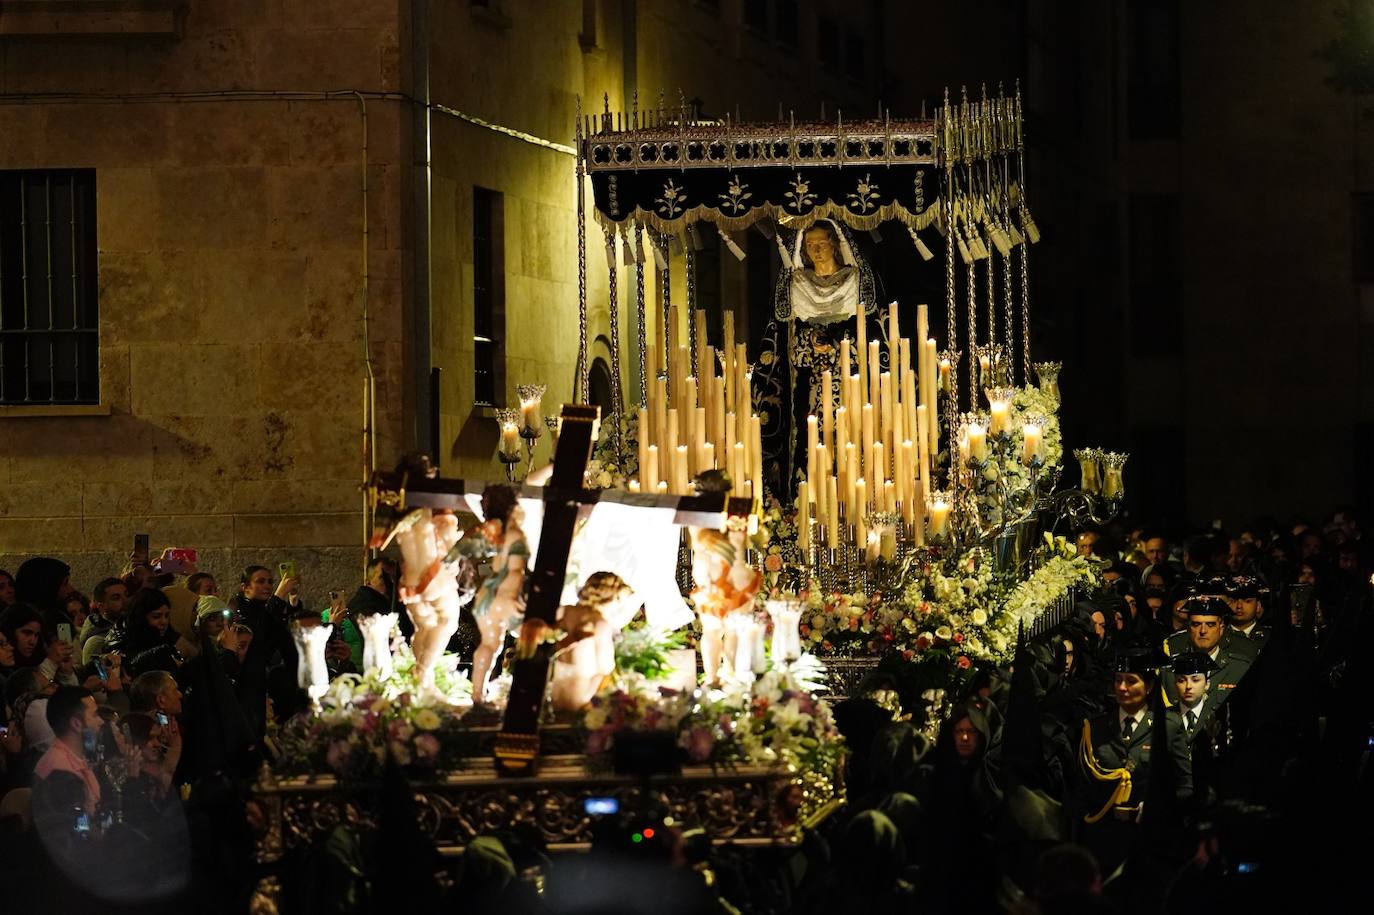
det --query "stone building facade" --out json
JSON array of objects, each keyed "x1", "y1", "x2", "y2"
[{"x1": 0, "y1": 2, "x2": 411, "y2": 593}]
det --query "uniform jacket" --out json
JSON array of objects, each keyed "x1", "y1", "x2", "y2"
[
  {"x1": 1163, "y1": 630, "x2": 1256, "y2": 706},
  {"x1": 1075, "y1": 707, "x2": 1193, "y2": 812}
]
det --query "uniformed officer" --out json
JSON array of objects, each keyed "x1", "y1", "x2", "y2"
[
  {"x1": 1171, "y1": 650, "x2": 1219, "y2": 737},
  {"x1": 1164, "y1": 596, "x2": 1257, "y2": 706},
  {"x1": 1074, "y1": 647, "x2": 1193, "y2": 874},
  {"x1": 1226, "y1": 575, "x2": 1270, "y2": 647},
  {"x1": 1170, "y1": 649, "x2": 1234, "y2": 803}
]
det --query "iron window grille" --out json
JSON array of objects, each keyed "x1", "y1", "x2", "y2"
[{"x1": 0, "y1": 169, "x2": 99, "y2": 405}]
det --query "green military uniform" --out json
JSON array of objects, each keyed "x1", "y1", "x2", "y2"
[
  {"x1": 1162, "y1": 595, "x2": 1257, "y2": 708},
  {"x1": 1074, "y1": 647, "x2": 1193, "y2": 875}
]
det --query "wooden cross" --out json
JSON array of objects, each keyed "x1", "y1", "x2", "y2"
[{"x1": 372, "y1": 404, "x2": 751, "y2": 776}]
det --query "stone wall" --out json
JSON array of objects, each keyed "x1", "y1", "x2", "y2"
[{"x1": 0, "y1": 1, "x2": 411, "y2": 603}]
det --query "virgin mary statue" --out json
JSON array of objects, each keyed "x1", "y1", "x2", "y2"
[{"x1": 754, "y1": 218, "x2": 882, "y2": 499}]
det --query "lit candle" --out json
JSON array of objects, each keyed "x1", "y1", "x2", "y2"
[
  {"x1": 827, "y1": 475, "x2": 840, "y2": 546},
  {"x1": 500, "y1": 423, "x2": 519, "y2": 458},
  {"x1": 674, "y1": 444, "x2": 690, "y2": 494},
  {"x1": 844, "y1": 443, "x2": 858, "y2": 515},
  {"x1": 868, "y1": 340, "x2": 881, "y2": 407},
  {"x1": 816, "y1": 445, "x2": 830, "y2": 518},
  {"x1": 732, "y1": 441, "x2": 747, "y2": 496},
  {"x1": 694, "y1": 406, "x2": 707, "y2": 474},
  {"x1": 723, "y1": 311, "x2": 736, "y2": 411},
  {"x1": 854, "y1": 477, "x2": 868, "y2": 543},
  {"x1": 873, "y1": 442, "x2": 886, "y2": 495},
  {"x1": 883, "y1": 479, "x2": 896, "y2": 515},
  {"x1": 1022, "y1": 422, "x2": 1043, "y2": 466},
  {"x1": 702, "y1": 441, "x2": 715, "y2": 470},
  {"x1": 880, "y1": 371, "x2": 895, "y2": 460},
  {"x1": 861, "y1": 405, "x2": 875, "y2": 479},
  {"x1": 645, "y1": 444, "x2": 659, "y2": 490},
  {"x1": 834, "y1": 405, "x2": 848, "y2": 464},
  {"x1": 916, "y1": 404, "x2": 931, "y2": 483},
  {"x1": 938, "y1": 357, "x2": 952, "y2": 395},
  {"x1": 901, "y1": 440, "x2": 916, "y2": 520},
  {"x1": 518, "y1": 383, "x2": 546, "y2": 433},
  {"x1": 924, "y1": 339, "x2": 938, "y2": 459},
  {"x1": 840, "y1": 337, "x2": 852, "y2": 392},
  {"x1": 628, "y1": 480, "x2": 640, "y2": 493},
  {"x1": 911, "y1": 474, "x2": 926, "y2": 545},
  {"x1": 967, "y1": 422, "x2": 988, "y2": 462},
  {"x1": 989, "y1": 396, "x2": 1011, "y2": 436},
  {"x1": 806, "y1": 414, "x2": 820, "y2": 485},
  {"x1": 694, "y1": 309, "x2": 708, "y2": 380},
  {"x1": 821, "y1": 369, "x2": 834, "y2": 457},
  {"x1": 750, "y1": 414, "x2": 763, "y2": 509},
  {"x1": 929, "y1": 496, "x2": 951, "y2": 538},
  {"x1": 797, "y1": 481, "x2": 811, "y2": 551},
  {"x1": 856, "y1": 314, "x2": 869, "y2": 402}
]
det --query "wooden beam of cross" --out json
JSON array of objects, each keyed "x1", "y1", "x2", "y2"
[{"x1": 369, "y1": 404, "x2": 752, "y2": 776}]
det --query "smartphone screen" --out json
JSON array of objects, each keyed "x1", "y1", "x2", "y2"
[
  {"x1": 155, "y1": 711, "x2": 170, "y2": 727},
  {"x1": 584, "y1": 797, "x2": 619, "y2": 815},
  {"x1": 279, "y1": 561, "x2": 297, "y2": 581},
  {"x1": 57, "y1": 623, "x2": 73, "y2": 644},
  {"x1": 133, "y1": 533, "x2": 151, "y2": 566}
]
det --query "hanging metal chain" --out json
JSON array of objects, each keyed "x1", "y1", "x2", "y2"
[
  {"x1": 966, "y1": 254, "x2": 977, "y2": 404},
  {"x1": 606, "y1": 227, "x2": 623, "y2": 463},
  {"x1": 634, "y1": 223, "x2": 647, "y2": 407},
  {"x1": 576, "y1": 109, "x2": 589, "y2": 404},
  {"x1": 1003, "y1": 246, "x2": 1015, "y2": 385},
  {"x1": 1020, "y1": 229, "x2": 1031, "y2": 381},
  {"x1": 685, "y1": 246, "x2": 698, "y2": 372},
  {"x1": 944, "y1": 177, "x2": 959, "y2": 489},
  {"x1": 984, "y1": 228, "x2": 996, "y2": 361},
  {"x1": 660, "y1": 231, "x2": 672, "y2": 397}
]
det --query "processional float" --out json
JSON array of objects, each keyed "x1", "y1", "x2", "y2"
[{"x1": 252, "y1": 88, "x2": 1127, "y2": 907}]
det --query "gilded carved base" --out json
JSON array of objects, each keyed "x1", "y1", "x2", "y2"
[{"x1": 251, "y1": 754, "x2": 841, "y2": 909}]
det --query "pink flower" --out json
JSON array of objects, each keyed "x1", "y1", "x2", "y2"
[
  {"x1": 764, "y1": 554, "x2": 783, "y2": 572},
  {"x1": 953, "y1": 632, "x2": 964, "y2": 644},
  {"x1": 956, "y1": 655, "x2": 972, "y2": 670},
  {"x1": 413, "y1": 733, "x2": 440, "y2": 760},
  {"x1": 683, "y1": 726, "x2": 715, "y2": 762},
  {"x1": 915, "y1": 636, "x2": 931, "y2": 650}
]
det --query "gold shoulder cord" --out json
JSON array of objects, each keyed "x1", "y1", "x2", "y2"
[
  {"x1": 1160, "y1": 638, "x2": 1174, "y2": 708},
  {"x1": 1079, "y1": 719, "x2": 1132, "y2": 824}
]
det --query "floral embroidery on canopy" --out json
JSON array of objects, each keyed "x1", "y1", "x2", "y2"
[
  {"x1": 657, "y1": 179, "x2": 686, "y2": 217},
  {"x1": 719, "y1": 175, "x2": 753, "y2": 215}
]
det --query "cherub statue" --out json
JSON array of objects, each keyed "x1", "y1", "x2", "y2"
[
  {"x1": 549, "y1": 571, "x2": 634, "y2": 713},
  {"x1": 688, "y1": 471, "x2": 762, "y2": 686},
  {"x1": 468, "y1": 484, "x2": 529, "y2": 704},
  {"x1": 392, "y1": 507, "x2": 467, "y2": 692}
]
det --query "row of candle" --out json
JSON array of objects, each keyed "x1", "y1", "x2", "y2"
[
  {"x1": 797, "y1": 302, "x2": 944, "y2": 553},
  {"x1": 634, "y1": 305, "x2": 764, "y2": 504}
]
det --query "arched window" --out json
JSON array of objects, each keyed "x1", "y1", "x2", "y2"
[{"x1": 588, "y1": 357, "x2": 614, "y2": 416}]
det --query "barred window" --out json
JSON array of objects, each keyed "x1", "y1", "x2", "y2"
[
  {"x1": 472, "y1": 186, "x2": 505, "y2": 407},
  {"x1": 0, "y1": 169, "x2": 99, "y2": 405}
]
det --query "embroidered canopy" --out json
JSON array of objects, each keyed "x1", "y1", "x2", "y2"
[{"x1": 582, "y1": 117, "x2": 941, "y2": 234}]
